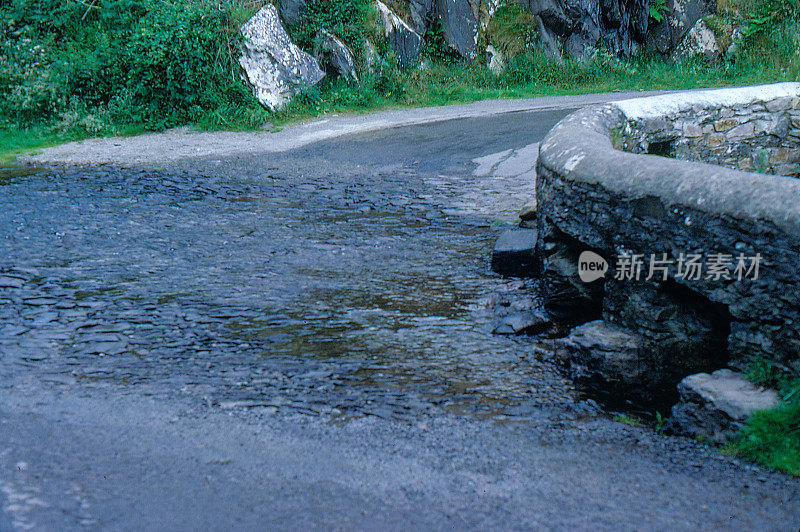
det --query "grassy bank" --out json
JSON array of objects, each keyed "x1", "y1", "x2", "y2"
[
  {"x1": 727, "y1": 361, "x2": 800, "y2": 477},
  {"x1": 2, "y1": 0, "x2": 800, "y2": 162}
]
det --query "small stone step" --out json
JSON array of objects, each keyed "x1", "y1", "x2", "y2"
[
  {"x1": 490, "y1": 228, "x2": 539, "y2": 277},
  {"x1": 666, "y1": 369, "x2": 779, "y2": 444}
]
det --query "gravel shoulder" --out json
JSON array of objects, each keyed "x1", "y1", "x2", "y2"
[{"x1": 19, "y1": 90, "x2": 671, "y2": 167}]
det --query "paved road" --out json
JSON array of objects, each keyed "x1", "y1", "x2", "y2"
[{"x1": 2, "y1": 103, "x2": 799, "y2": 530}]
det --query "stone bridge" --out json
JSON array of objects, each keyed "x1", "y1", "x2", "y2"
[{"x1": 531, "y1": 82, "x2": 800, "y2": 409}]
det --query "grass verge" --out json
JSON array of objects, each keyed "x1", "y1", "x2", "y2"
[
  {"x1": 726, "y1": 381, "x2": 800, "y2": 476},
  {"x1": 725, "y1": 358, "x2": 800, "y2": 476}
]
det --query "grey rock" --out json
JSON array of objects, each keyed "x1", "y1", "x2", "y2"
[
  {"x1": 376, "y1": 0, "x2": 424, "y2": 65},
  {"x1": 238, "y1": 5, "x2": 325, "y2": 111},
  {"x1": 435, "y1": 0, "x2": 478, "y2": 59},
  {"x1": 315, "y1": 31, "x2": 359, "y2": 85},
  {"x1": 534, "y1": 15, "x2": 564, "y2": 62},
  {"x1": 485, "y1": 44, "x2": 505, "y2": 75},
  {"x1": 667, "y1": 369, "x2": 779, "y2": 444},
  {"x1": 538, "y1": 231, "x2": 603, "y2": 327},
  {"x1": 564, "y1": 32, "x2": 596, "y2": 61},
  {"x1": 518, "y1": 202, "x2": 537, "y2": 221},
  {"x1": 0, "y1": 275, "x2": 25, "y2": 288},
  {"x1": 646, "y1": 0, "x2": 715, "y2": 56},
  {"x1": 556, "y1": 320, "x2": 648, "y2": 404},
  {"x1": 492, "y1": 310, "x2": 554, "y2": 335},
  {"x1": 519, "y1": 0, "x2": 650, "y2": 58},
  {"x1": 491, "y1": 228, "x2": 539, "y2": 277},
  {"x1": 558, "y1": 306, "x2": 729, "y2": 408},
  {"x1": 409, "y1": 0, "x2": 436, "y2": 33},
  {"x1": 279, "y1": 0, "x2": 308, "y2": 26},
  {"x1": 670, "y1": 19, "x2": 720, "y2": 62}
]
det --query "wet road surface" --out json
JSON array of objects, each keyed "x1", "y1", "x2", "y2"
[{"x1": 1, "y1": 110, "x2": 799, "y2": 529}]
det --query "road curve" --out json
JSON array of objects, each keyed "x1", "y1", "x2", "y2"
[{"x1": 21, "y1": 90, "x2": 674, "y2": 167}]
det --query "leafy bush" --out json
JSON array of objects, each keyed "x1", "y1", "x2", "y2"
[
  {"x1": 0, "y1": 0, "x2": 264, "y2": 132},
  {"x1": 649, "y1": 0, "x2": 668, "y2": 23},
  {"x1": 289, "y1": 0, "x2": 372, "y2": 65},
  {"x1": 741, "y1": 0, "x2": 800, "y2": 38}
]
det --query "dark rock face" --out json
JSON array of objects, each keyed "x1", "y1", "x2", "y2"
[
  {"x1": 491, "y1": 228, "x2": 540, "y2": 277},
  {"x1": 435, "y1": 0, "x2": 478, "y2": 58},
  {"x1": 557, "y1": 307, "x2": 728, "y2": 408},
  {"x1": 493, "y1": 310, "x2": 554, "y2": 335},
  {"x1": 410, "y1": 0, "x2": 436, "y2": 33},
  {"x1": 538, "y1": 227, "x2": 603, "y2": 328},
  {"x1": 315, "y1": 31, "x2": 359, "y2": 85},
  {"x1": 603, "y1": 279, "x2": 731, "y2": 375},
  {"x1": 666, "y1": 369, "x2": 779, "y2": 444},
  {"x1": 376, "y1": 0, "x2": 425, "y2": 65},
  {"x1": 519, "y1": 0, "x2": 650, "y2": 58},
  {"x1": 556, "y1": 320, "x2": 649, "y2": 405},
  {"x1": 279, "y1": 0, "x2": 308, "y2": 26},
  {"x1": 647, "y1": 0, "x2": 716, "y2": 56}
]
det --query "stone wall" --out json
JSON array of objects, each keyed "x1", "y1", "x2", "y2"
[
  {"x1": 615, "y1": 92, "x2": 800, "y2": 176},
  {"x1": 534, "y1": 83, "x2": 800, "y2": 407}
]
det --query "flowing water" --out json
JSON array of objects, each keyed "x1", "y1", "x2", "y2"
[{"x1": 0, "y1": 113, "x2": 586, "y2": 424}]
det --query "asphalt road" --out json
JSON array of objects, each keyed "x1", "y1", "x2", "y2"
[{"x1": 2, "y1": 99, "x2": 799, "y2": 530}]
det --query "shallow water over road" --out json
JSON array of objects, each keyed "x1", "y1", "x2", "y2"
[
  {"x1": 3, "y1": 110, "x2": 800, "y2": 530},
  {"x1": 1, "y1": 111, "x2": 582, "y2": 422}
]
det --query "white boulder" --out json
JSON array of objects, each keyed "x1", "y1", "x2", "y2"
[{"x1": 238, "y1": 5, "x2": 324, "y2": 111}]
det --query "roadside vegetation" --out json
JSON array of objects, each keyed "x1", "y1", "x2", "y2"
[
  {"x1": 1, "y1": 0, "x2": 799, "y2": 162},
  {"x1": 727, "y1": 359, "x2": 800, "y2": 476}
]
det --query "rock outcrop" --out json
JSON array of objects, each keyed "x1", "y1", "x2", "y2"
[
  {"x1": 556, "y1": 317, "x2": 726, "y2": 408},
  {"x1": 376, "y1": 0, "x2": 425, "y2": 65},
  {"x1": 239, "y1": 5, "x2": 324, "y2": 111},
  {"x1": 518, "y1": 0, "x2": 650, "y2": 58},
  {"x1": 491, "y1": 228, "x2": 540, "y2": 277},
  {"x1": 647, "y1": 0, "x2": 716, "y2": 57},
  {"x1": 435, "y1": 0, "x2": 479, "y2": 58},
  {"x1": 670, "y1": 18, "x2": 720, "y2": 61},
  {"x1": 279, "y1": 0, "x2": 309, "y2": 26},
  {"x1": 666, "y1": 369, "x2": 779, "y2": 444},
  {"x1": 486, "y1": 44, "x2": 505, "y2": 74},
  {"x1": 315, "y1": 31, "x2": 359, "y2": 85}
]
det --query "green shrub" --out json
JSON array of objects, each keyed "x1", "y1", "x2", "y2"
[
  {"x1": 423, "y1": 18, "x2": 461, "y2": 64},
  {"x1": 289, "y1": 0, "x2": 372, "y2": 66},
  {"x1": 1, "y1": 0, "x2": 798, "y2": 159},
  {"x1": 0, "y1": 0, "x2": 264, "y2": 133},
  {"x1": 649, "y1": 0, "x2": 668, "y2": 23},
  {"x1": 741, "y1": 0, "x2": 800, "y2": 38},
  {"x1": 486, "y1": 1, "x2": 538, "y2": 60}
]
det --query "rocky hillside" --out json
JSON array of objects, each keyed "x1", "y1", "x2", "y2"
[
  {"x1": 1, "y1": 0, "x2": 797, "y2": 139},
  {"x1": 236, "y1": 0, "x2": 785, "y2": 110}
]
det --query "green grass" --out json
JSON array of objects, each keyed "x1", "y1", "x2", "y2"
[
  {"x1": 726, "y1": 357, "x2": 800, "y2": 477},
  {"x1": 613, "y1": 414, "x2": 644, "y2": 427},
  {"x1": 727, "y1": 381, "x2": 800, "y2": 476}
]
